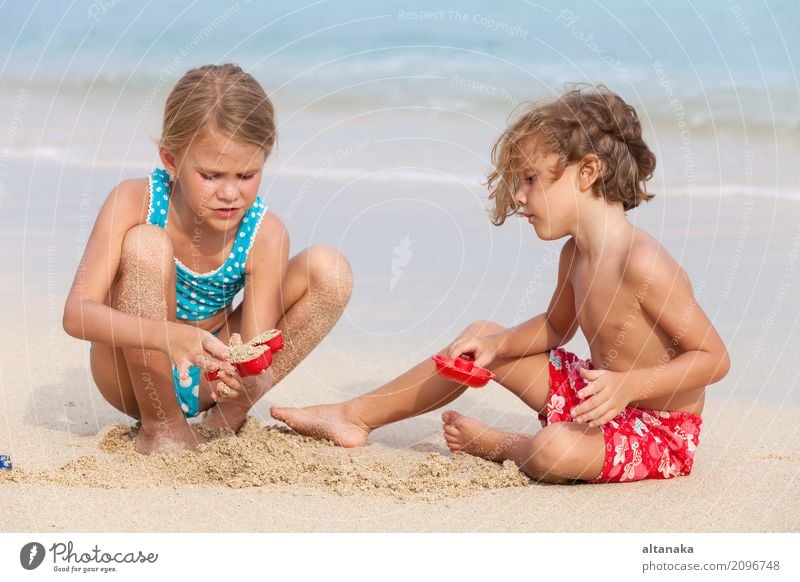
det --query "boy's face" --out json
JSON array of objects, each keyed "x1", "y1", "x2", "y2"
[
  {"x1": 160, "y1": 131, "x2": 267, "y2": 231},
  {"x1": 514, "y1": 144, "x2": 579, "y2": 240}
]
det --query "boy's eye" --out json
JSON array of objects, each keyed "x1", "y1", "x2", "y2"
[
  {"x1": 238, "y1": 174, "x2": 255, "y2": 181},
  {"x1": 200, "y1": 173, "x2": 218, "y2": 180}
]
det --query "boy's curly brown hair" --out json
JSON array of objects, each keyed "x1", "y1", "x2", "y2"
[{"x1": 487, "y1": 84, "x2": 656, "y2": 225}]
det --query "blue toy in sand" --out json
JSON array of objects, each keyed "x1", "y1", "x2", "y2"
[{"x1": 0, "y1": 455, "x2": 11, "y2": 470}]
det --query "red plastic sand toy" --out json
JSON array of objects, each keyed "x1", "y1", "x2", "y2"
[{"x1": 431, "y1": 354, "x2": 495, "y2": 388}]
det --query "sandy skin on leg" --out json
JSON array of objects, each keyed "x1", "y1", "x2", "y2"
[
  {"x1": 199, "y1": 245, "x2": 353, "y2": 434},
  {"x1": 92, "y1": 224, "x2": 208, "y2": 454}
]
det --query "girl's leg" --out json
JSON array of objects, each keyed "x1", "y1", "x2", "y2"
[
  {"x1": 91, "y1": 224, "x2": 204, "y2": 453},
  {"x1": 199, "y1": 245, "x2": 353, "y2": 430},
  {"x1": 271, "y1": 320, "x2": 554, "y2": 447},
  {"x1": 442, "y1": 412, "x2": 606, "y2": 484}
]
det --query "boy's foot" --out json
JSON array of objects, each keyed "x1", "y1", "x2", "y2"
[
  {"x1": 270, "y1": 403, "x2": 370, "y2": 448},
  {"x1": 134, "y1": 418, "x2": 208, "y2": 455},
  {"x1": 442, "y1": 411, "x2": 519, "y2": 462}
]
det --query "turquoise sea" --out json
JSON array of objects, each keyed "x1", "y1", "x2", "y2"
[{"x1": 0, "y1": 1, "x2": 797, "y2": 407}]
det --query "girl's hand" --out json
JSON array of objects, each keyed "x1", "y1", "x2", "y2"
[
  {"x1": 447, "y1": 335, "x2": 501, "y2": 369},
  {"x1": 165, "y1": 323, "x2": 234, "y2": 383},
  {"x1": 571, "y1": 368, "x2": 636, "y2": 427},
  {"x1": 211, "y1": 333, "x2": 272, "y2": 403}
]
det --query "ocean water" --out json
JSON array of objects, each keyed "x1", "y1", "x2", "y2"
[
  {"x1": 0, "y1": 2, "x2": 798, "y2": 409},
  {"x1": 0, "y1": 0, "x2": 798, "y2": 197}
]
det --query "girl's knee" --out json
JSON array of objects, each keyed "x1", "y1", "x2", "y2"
[
  {"x1": 115, "y1": 225, "x2": 173, "y2": 318},
  {"x1": 305, "y1": 245, "x2": 353, "y2": 302},
  {"x1": 121, "y1": 224, "x2": 174, "y2": 271}
]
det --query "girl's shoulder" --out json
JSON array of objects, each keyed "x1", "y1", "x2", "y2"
[{"x1": 100, "y1": 177, "x2": 152, "y2": 229}]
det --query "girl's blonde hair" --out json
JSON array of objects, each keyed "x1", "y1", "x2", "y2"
[
  {"x1": 161, "y1": 63, "x2": 276, "y2": 156},
  {"x1": 487, "y1": 84, "x2": 656, "y2": 225}
]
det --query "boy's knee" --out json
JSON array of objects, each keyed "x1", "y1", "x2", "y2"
[
  {"x1": 527, "y1": 425, "x2": 581, "y2": 478},
  {"x1": 462, "y1": 320, "x2": 505, "y2": 337},
  {"x1": 121, "y1": 224, "x2": 173, "y2": 272}
]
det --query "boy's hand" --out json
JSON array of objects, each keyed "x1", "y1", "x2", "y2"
[
  {"x1": 571, "y1": 368, "x2": 636, "y2": 427},
  {"x1": 447, "y1": 335, "x2": 500, "y2": 369}
]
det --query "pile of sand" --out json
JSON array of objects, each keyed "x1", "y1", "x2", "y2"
[{"x1": 0, "y1": 418, "x2": 530, "y2": 500}]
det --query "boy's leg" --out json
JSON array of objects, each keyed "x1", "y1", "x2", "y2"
[
  {"x1": 271, "y1": 320, "x2": 554, "y2": 446},
  {"x1": 442, "y1": 412, "x2": 605, "y2": 483},
  {"x1": 111, "y1": 224, "x2": 205, "y2": 453},
  {"x1": 199, "y1": 245, "x2": 353, "y2": 431}
]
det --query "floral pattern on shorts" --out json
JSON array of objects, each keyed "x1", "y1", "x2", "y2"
[{"x1": 539, "y1": 348, "x2": 703, "y2": 483}]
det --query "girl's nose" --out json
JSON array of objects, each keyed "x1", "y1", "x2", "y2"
[
  {"x1": 515, "y1": 190, "x2": 526, "y2": 206},
  {"x1": 219, "y1": 181, "x2": 238, "y2": 200}
]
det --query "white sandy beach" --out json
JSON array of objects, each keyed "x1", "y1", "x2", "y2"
[
  {"x1": 2, "y1": 1, "x2": 799, "y2": 532},
  {"x1": 1, "y1": 167, "x2": 798, "y2": 531}
]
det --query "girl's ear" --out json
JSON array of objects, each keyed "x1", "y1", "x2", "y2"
[
  {"x1": 578, "y1": 154, "x2": 603, "y2": 192},
  {"x1": 158, "y1": 146, "x2": 179, "y2": 179}
]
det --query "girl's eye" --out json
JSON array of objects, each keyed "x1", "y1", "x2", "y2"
[
  {"x1": 238, "y1": 174, "x2": 255, "y2": 181},
  {"x1": 525, "y1": 174, "x2": 538, "y2": 184},
  {"x1": 200, "y1": 173, "x2": 217, "y2": 181}
]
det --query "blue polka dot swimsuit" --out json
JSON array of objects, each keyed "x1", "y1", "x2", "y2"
[
  {"x1": 146, "y1": 167, "x2": 268, "y2": 322},
  {"x1": 148, "y1": 167, "x2": 267, "y2": 416}
]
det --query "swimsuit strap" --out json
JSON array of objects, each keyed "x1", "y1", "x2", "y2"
[{"x1": 146, "y1": 168, "x2": 171, "y2": 227}]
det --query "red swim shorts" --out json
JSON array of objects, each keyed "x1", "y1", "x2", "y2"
[{"x1": 539, "y1": 348, "x2": 703, "y2": 483}]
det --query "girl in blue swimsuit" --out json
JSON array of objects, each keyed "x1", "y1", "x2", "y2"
[{"x1": 65, "y1": 64, "x2": 353, "y2": 454}]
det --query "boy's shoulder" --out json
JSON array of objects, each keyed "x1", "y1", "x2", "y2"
[{"x1": 623, "y1": 228, "x2": 688, "y2": 288}]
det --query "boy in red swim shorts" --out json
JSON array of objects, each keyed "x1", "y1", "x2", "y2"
[
  {"x1": 544, "y1": 348, "x2": 701, "y2": 482},
  {"x1": 271, "y1": 85, "x2": 729, "y2": 484}
]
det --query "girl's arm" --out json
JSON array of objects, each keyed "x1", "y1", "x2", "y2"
[
  {"x1": 62, "y1": 180, "x2": 175, "y2": 352},
  {"x1": 239, "y1": 211, "x2": 290, "y2": 342}
]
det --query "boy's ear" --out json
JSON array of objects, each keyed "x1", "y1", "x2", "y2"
[
  {"x1": 158, "y1": 146, "x2": 178, "y2": 178},
  {"x1": 578, "y1": 154, "x2": 603, "y2": 192}
]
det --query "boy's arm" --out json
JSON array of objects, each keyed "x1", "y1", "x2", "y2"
[
  {"x1": 495, "y1": 239, "x2": 579, "y2": 359},
  {"x1": 238, "y1": 211, "x2": 290, "y2": 344},
  {"x1": 625, "y1": 252, "x2": 730, "y2": 400},
  {"x1": 573, "y1": 245, "x2": 730, "y2": 426},
  {"x1": 62, "y1": 180, "x2": 176, "y2": 352}
]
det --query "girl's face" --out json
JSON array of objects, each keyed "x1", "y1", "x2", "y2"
[
  {"x1": 160, "y1": 131, "x2": 267, "y2": 230},
  {"x1": 514, "y1": 145, "x2": 579, "y2": 240}
]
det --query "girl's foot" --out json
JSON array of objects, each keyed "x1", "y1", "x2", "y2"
[
  {"x1": 135, "y1": 418, "x2": 208, "y2": 455},
  {"x1": 199, "y1": 404, "x2": 249, "y2": 435},
  {"x1": 270, "y1": 403, "x2": 370, "y2": 447},
  {"x1": 441, "y1": 411, "x2": 520, "y2": 462}
]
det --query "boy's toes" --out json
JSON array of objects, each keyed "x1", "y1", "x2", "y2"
[
  {"x1": 443, "y1": 424, "x2": 460, "y2": 437},
  {"x1": 270, "y1": 406, "x2": 286, "y2": 421},
  {"x1": 441, "y1": 410, "x2": 463, "y2": 425},
  {"x1": 444, "y1": 438, "x2": 462, "y2": 453}
]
